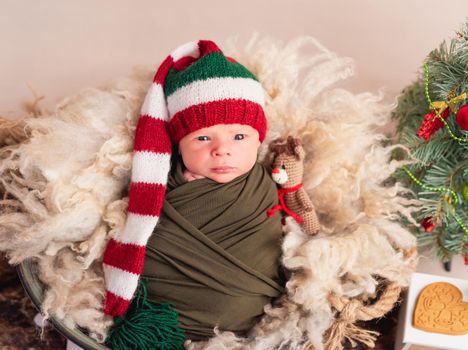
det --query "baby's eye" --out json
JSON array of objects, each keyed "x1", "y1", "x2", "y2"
[
  {"x1": 196, "y1": 136, "x2": 209, "y2": 141},
  {"x1": 234, "y1": 134, "x2": 245, "y2": 140}
]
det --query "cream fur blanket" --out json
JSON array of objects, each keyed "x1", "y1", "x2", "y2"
[{"x1": 0, "y1": 35, "x2": 420, "y2": 349}]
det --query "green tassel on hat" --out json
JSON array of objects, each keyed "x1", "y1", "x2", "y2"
[{"x1": 106, "y1": 280, "x2": 186, "y2": 350}]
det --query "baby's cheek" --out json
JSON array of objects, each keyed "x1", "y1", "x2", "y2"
[
  {"x1": 242, "y1": 147, "x2": 259, "y2": 164},
  {"x1": 183, "y1": 169, "x2": 206, "y2": 182}
]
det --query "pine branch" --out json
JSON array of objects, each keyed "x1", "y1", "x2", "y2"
[{"x1": 392, "y1": 19, "x2": 468, "y2": 263}]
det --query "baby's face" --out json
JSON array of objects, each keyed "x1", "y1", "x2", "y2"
[{"x1": 178, "y1": 123, "x2": 261, "y2": 183}]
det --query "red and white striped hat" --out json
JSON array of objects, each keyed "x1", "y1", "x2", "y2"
[{"x1": 102, "y1": 39, "x2": 268, "y2": 316}]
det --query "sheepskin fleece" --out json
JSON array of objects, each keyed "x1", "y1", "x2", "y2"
[{"x1": 0, "y1": 34, "x2": 419, "y2": 349}]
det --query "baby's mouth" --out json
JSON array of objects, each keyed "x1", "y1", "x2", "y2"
[{"x1": 211, "y1": 166, "x2": 235, "y2": 173}]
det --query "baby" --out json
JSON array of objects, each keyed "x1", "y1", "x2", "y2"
[{"x1": 102, "y1": 40, "x2": 285, "y2": 348}]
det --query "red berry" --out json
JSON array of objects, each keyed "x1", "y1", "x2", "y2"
[
  {"x1": 455, "y1": 104, "x2": 468, "y2": 130},
  {"x1": 421, "y1": 217, "x2": 437, "y2": 232},
  {"x1": 416, "y1": 108, "x2": 450, "y2": 140}
]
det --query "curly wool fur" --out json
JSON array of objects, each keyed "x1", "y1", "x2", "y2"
[{"x1": 0, "y1": 34, "x2": 419, "y2": 349}]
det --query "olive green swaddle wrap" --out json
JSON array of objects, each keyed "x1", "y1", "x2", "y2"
[{"x1": 141, "y1": 157, "x2": 286, "y2": 341}]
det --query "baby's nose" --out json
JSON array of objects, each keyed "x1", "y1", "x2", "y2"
[
  {"x1": 213, "y1": 148, "x2": 231, "y2": 156},
  {"x1": 212, "y1": 143, "x2": 231, "y2": 156}
]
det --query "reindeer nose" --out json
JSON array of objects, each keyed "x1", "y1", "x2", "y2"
[{"x1": 272, "y1": 168, "x2": 280, "y2": 174}]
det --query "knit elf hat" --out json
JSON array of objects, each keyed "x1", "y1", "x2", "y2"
[{"x1": 102, "y1": 39, "x2": 268, "y2": 317}]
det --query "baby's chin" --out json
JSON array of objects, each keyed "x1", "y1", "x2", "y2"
[{"x1": 206, "y1": 170, "x2": 246, "y2": 183}]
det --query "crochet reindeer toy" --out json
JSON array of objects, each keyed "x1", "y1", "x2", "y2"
[{"x1": 267, "y1": 136, "x2": 320, "y2": 235}]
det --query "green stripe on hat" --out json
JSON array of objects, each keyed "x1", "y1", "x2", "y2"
[{"x1": 164, "y1": 51, "x2": 259, "y2": 97}]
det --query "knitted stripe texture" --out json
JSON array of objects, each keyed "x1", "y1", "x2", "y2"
[{"x1": 102, "y1": 39, "x2": 267, "y2": 316}]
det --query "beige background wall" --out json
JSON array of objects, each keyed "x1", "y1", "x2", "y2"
[
  {"x1": 1, "y1": 2, "x2": 467, "y2": 348},
  {"x1": 2, "y1": 0, "x2": 467, "y2": 115}
]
